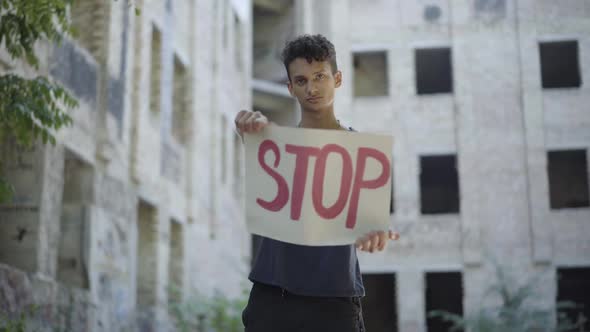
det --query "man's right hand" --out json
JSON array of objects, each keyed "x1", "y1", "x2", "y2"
[{"x1": 235, "y1": 110, "x2": 270, "y2": 135}]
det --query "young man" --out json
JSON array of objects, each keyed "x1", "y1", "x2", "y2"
[{"x1": 235, "y1": 34, "x2": 399, "y2": 332}]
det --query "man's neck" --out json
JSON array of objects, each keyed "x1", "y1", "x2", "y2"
[{"x1": 298, "y1": 108, "x2": 342, "y2": 130}]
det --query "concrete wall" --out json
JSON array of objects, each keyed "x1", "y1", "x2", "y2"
[
  {"x1": 276, "y1": 0, "x2": 590, "y2": 331},
  {"x1": 2, "y1": 0, "x2": 589, "y2": 330},
  {"x1": 0, "y1": 0, "x2": 252, "y2": 330}
]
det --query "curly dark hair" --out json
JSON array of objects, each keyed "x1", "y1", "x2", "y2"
[{"x1": 281, "y1": 34, "x2": 338, "y2": 81}]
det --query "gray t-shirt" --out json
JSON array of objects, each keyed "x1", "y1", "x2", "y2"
[{"x1": 249, "y1": 236, "x2": 365, "y2": 297}]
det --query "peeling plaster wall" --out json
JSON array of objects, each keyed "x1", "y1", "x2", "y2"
[{"x1": 0, "y1": 0, "x2": 252, "y2": 330}]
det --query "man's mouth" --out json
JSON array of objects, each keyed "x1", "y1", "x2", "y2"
[{"x1": 306, "y1": 96, "x2": 322, "y2": 102}]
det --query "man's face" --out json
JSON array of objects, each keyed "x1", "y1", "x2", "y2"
[{"x1": 287, "y1": 58, "x2": 342, "y2": 112}]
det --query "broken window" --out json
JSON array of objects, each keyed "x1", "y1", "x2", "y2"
[
  {"x1": 420, "y1": 155, "x2": 460, "y2": 214},
  {"x1": 172, "y1": 55, "x2": 190, "y2": 145},
  {"x1": 415, "y1": 48, "x2": 453, "y2": 95},
  {"x1": 234, "y1": 13, "x2": 243, "y2": 71},
  {"x1": 557, "y1": 267, "x2": 590, "y2": 330},
  {"x1": 474, "y1": 0, "x2": 506, "y2": 18},
  {"x1": 150, "y1": 25, "x2": 162, "y2": 115},
  {"x1": 136, "y1": 201, "x2": 158, "y2": 308},
  {"x1": 70, "y1": 0, "x2": 108, "y2": 61},
  {"x1": 57, "y1": 150, "x2": 94, "y2": 289},
  {"x1": 353, "y1": 51, "x2": 389, "y2": 97},
  {"x1": 426, "y1": 272, "x2": 463, "y2": 332},
  {"x1": 222, "y1": 0, "x2": 229, "y2": 49},
  {"x1": 540, "y1": 41, "x2": 581, "y2": 89},
  {"x1": 252, "y1": 0, "x2": 295, "y2": 83},
  {"x1": 168, "y1": 220, "x2": 184, "y2": 304},
  {"x1": 130, "y1": 12, "x2": 144, "y2": 180},
  {"x1": 0, "y1": 144, "x2": 43, "y2": 273},
  {"x1": 547, "y1": 150, "x2": 589, "y2": 209},
  {"x1": 361, "y1": 273, "x2": 398, "y2": 332},
  {"x1": 390, "y1": 166, "x2": 395, "y2": 214}
]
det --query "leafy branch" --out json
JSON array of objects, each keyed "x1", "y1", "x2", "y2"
[
  {"x1": 0, "y1": 74, "x2": 76, "y2": 146},
  {"x1": 0, "y1": 0, "x2": 73, "y2": 69},
  {"x1": 0, "y1": 0, "x2": 77, "y2": 203}
]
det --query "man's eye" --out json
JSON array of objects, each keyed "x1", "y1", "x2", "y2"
[
  {"x1": 317, "y1": 74, "x2": 325, "y2": 79},
  {"x1": 297, "y1": 79, "x2": 306, "y2": 85}
]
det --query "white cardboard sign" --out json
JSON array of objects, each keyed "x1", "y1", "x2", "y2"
[{"x1": 244, "y1": 125, "x2": 393, "y2": 246}]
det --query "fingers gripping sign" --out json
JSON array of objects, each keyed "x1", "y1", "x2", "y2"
[
  {"x1": 235, "y1": 110, "x2": 269, "y2": 136},
  {"x1": 355, "y1": 230, "x2": 400, "y2": 253}
]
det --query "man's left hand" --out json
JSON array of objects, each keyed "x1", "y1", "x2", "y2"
[{"x1": 355, "y1": 230, "x2": 399, "y2": 253}]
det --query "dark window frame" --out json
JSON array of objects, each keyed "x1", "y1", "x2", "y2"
[
  {"x1": 539, "y1": 40, "x2": 582, "y2": 89},
  {"x1": 547, "y1": 149, "x2": 590, "y2": 209},
  {"x1": 556, "y1": 267, "x2": 590, "y2": 331},
  {"x1": 353, "y1": 51, "x2": 390, "y2": 97},
  {"x1": 426, "y1": 271, "x2": 464, "y2": 332},
  {"x1": 362, "y1": 273, "x2": 398, "y2": 332},
  {"x1": 419, "y1": 154, "x2": 460, "y2": 214},
  {"x1": 415, "y1": 47, "x2": 454, "y2": 95}
]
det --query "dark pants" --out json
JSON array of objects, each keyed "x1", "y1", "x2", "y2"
[{"x1": 242, "y1": 282, "x2": 365, "y2": 332}]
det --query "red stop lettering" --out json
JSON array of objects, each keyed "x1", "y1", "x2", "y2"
[
  {"x1": 312, "y1": 144, "x2": 353, "y2": 220},
  {"x1": 285, "y1": 144, "x2": 320, "y2": 220},
  {"x1": 256, "y1": 140, "x2": 289, "y2": 211},
  {"x1": 345, "y1": 147, "x2": 390, "y2": 229},
  {"x1": 256, "y1": 140, "x2": 390, "y2": 229}
]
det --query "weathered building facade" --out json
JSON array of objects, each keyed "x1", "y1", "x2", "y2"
[
  {"x1": 1, "y1": 0, "x2": 251, "y2": 330},
  {"x1": 2, "y1": 0, "x2": 589, "y2": 331},
  {"x1": 253, "y1": 0, "x2": 590, "y2": 331}
]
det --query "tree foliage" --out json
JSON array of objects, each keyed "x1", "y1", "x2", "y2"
[
  {"x1": 0, "y1": 0, "x2": 72, "y2": 69},
  {"x1": 0, "y1": 0, "x2": 77, "y2": 203}
]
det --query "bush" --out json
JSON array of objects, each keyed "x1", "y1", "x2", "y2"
[
  {"x1": 168, "y1": 286, "x2": 249, "y2": 332},
  {"x1": 428, "y1": 262, "x2": 586, "y2": 332}
]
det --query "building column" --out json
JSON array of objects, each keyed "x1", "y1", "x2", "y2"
[
  {"x1": 397, "y1": 270, "x2": 426, "y2": 332},
  {"x1": 295, "y1": 0, "x2": 313, "y2": 34}
]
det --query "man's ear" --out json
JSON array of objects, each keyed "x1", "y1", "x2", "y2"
[
  {"x1": 334, "y1": 71, "x2": 342, "y2": 88},
  {"x1": 287, "y1": 80, "x2": 295, "y2": 96}
]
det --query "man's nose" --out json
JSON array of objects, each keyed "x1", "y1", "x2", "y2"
[{"x1": 306, "y1": 83, "x2": 319, "y2": 95}]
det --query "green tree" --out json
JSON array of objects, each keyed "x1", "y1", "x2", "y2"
[{"x1": 0, "y1": 0, "x2": 78, "y2": 203}]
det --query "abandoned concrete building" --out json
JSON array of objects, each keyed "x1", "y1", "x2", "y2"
[
  {"x1": 1, "y1": 0, "x2": 251, "y2": 330},
  {"x1": 0, "y1": 0, "x2": 589, "y2": 331},
  {"x1": 253, "y1": 0, "x2": 590, "y2": 331}
]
